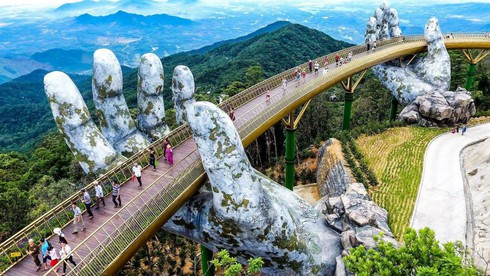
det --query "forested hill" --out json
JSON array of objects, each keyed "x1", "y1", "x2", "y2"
[
  {"x1": 0, "y1": 23, "x2": 352, "y2": 153},
  {"x1": 157, "y1": 23, "x2": 352, "y2": 101}
]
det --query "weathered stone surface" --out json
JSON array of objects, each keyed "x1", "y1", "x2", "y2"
[
  {"x1": 44, "y1": 71, "x2": 125, "y2": 174},
  {"x1": 372, "y1": 17, "x2": 451, "y2": 105},
  {"x1": 334, "y1": 256, "x2": 348, "y2": 276},
  {"x1": 136, "y1": 53, "x2": 170, "y2": 140},
  {"x1": 164, "y1": 101, "x2": 342, "y2": 275},
  {"x1": 92, "y1": 49, "x2": 150, "y2": 155},
  {"x1": 365, "y1": 3, "x2": 401, "y2": 42},
  {"x1": 399, "y1": 88, "x2": 476, "y2": 126},
  {"x1": 172, "y1": 65, "x2": 196, "y2": 125},
  {"x1": 316, "y1": 139, "x2": 351, "y2": 197}
]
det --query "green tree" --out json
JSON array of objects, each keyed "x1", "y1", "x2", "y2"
[
  {"x1": 0, "y1": 188, "x2": 30, "y2": 240},
  {"x1": 245, "y1": 65, "x2": 265, "y2": 87},
  {"x1": 210, "y1": 249, "x2": 264, "y2": 276},
  {"x1": 344, "y1": 227, "x2": 483, "y2": 276}
]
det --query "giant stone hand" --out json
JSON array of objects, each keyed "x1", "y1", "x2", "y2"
[
  {"x1": 164, "y1": 69, "x2": 342, "y2": 275},
  {"x1": 44, "y1": 49, "x2": 169, "y2": 174},
  {"x1": 366, "y1": 3, "x2": 475, "y2": 126}
]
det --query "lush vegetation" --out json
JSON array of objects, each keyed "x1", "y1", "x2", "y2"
[
  {"x1": 210, "y1": 249, "x2": 264, "y2": 276},
  {"x1": 0, "y1": 21, "x2": 489, "y2": 274},
  {"x1": 344, "y1": 227, "x2": 483, "y2": 275}
]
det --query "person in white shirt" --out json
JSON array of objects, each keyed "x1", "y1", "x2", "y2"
[
  {"x1": 94, "y1": 181, "x2": 105, "y2": 209},
  {"x1": 132, "y1": 163, "x2": 143, "y2": 188},
  {"x1": 71, "y1": 202, "x2": 85, "y2": 234},
  {"x1": 60, "y1": 241, "x2": 76, "y2": 275},
  {"x1": 48, "y1": 247, "x2": 60, "y2": 272}
]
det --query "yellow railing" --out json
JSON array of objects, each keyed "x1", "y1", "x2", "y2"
[{"x1": 1, "y1": 33, "x2": 489, "y2": 275}]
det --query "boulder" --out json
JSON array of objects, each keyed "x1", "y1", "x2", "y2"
[{"x1": 399, "y1": 88, "x2": 476, "y2": 126}]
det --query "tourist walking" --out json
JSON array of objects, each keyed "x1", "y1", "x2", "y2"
[
  {"x1": 366, "y1": 39, "x2": 371, "y2": 51},
  {"x1": 373, "y1": 40, "x2": 377, "y2": 51},
  {"x1": 282, "y1": 78, "x2": 287, "y2": 91},
  {"x1": 71, "y1": 202, "x2": 85, "y2": 234},
  {"x1": 112, "y1": 180, "x2": 122, "y2": 208},
  {"x1": 27, "y1": 238, "x2": 42, "y2": 272},
  {"x1": 324, "y1": 56, "x2": 329, "y2": 67},
  {"x1": 347, "y1": 51, "x2": 352, "y2": 62},
  {"x1": 162, "y1": 138, "x2": 170, "y2": 161},
  {"x1": 40, "y1": 238, "x2": 52, "y2": 271},
  {"x1": 265, "y1": 90, "x2": 271, "y2": 105},
  {"x1": 148, "y1": 147, "x2": 156, "y2": 171},
  {"x1": 94, "y1": 181, "x2": 105, "y2": 209},
  {"x1": 60, "y1": 240, "x2": 76, "y2": 275},
  {"x1": 456, "y1": 125, "x2": 460, "y2": 133},
  {"x1": 308, "y1": 60, "x2": 313, "y2": 73},
  {"x1": 166, "y1": 144, "x2": 174, "y2": 166},
  {"x1": 301, "y1": 68, "x2": 306, "y2": 83},
  {"x1": 229, "y1": 108, "x2": 236, "y2": 121},
  {"x1": 49, "y1": 247, "x2": 60, "y2": 272},
  {"x1": 314, "y1": 61, "x2": 319, "y2": 74},
  {"x1": 80, "y1": 189, "x2": 93, "y2": 219},
  {"x1": 53, "y1": 228, "x2": 68, "y2": 244},
  {"x1": 132, "y1": 162, "x2": 143, "y2": 188},
  {"x1": 295, "y1": 68, "x2": 301, "y2": 86},
  {"x1": 462, "y1": 125, "x2": 467, "y2": 135},
  {"x1": 335, "y1": 54, "x2": 340, "y2": 66}
]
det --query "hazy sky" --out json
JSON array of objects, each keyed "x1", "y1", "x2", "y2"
[{"x1": 1, "y1": 0, "x2": 489, "y2": 8}]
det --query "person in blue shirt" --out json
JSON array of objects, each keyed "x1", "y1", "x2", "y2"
[{"x1": 39, "y1": 237, "x2": 52, "y2": 271}]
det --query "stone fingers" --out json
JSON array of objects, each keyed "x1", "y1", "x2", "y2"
[
  {"x1": 44, "y1": 71, "x2": 125, "y2": 174},
  {"x1": 172, "y1": 65, "x2": 196, "y2": 125},
  {"x1": 413, "y1": 17, "x2": 451, "y2": 91},
  {"x1": 137, "y1": 53, "x2": 169, "y2": 140},
  {"x1": 92, "y1": 49, "x2": 150, "y2": 155}
]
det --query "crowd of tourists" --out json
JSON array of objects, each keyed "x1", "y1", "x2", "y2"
[{"x1": 26, "y1": 137, "x2": 175, "y2": 273}]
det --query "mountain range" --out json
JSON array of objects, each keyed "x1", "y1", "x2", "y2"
[
  {"x1": 0, "y1": 1, "x2": 488, "y2": 83},
  {"x1": 0, "y1": 23, "x2": 351, "y2": 153}
]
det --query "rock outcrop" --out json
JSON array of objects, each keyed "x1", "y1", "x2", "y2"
[
  {"x1": 399, "y1": 87, "x2": 476, "y2": 126},
  {"x1": 462, "y1": 138, "x2": 490, "y2": 272},
  {"x1": 316, "y1": 139, "x2": 351, "y2": 197}
]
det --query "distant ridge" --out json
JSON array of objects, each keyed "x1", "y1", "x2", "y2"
[
  {"x1": 189, "y1": 21, "x2": 292, "y2": 54},
  {"x1": 75, "y1": 10, "x2": 194, "y2": 26}
]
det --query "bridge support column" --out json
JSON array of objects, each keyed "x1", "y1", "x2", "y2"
[
  {"x1": 281, "y1": 100, "x2": 312, "y2": 191},
  {"x1": 201, "y1": 245, "x2": 214, "y2": 276},
  {"x1": 340, "y1": 69, "x2": 367, "y2": 131},
  {"x1": 389, "y1": 95, "x2": 398, "y2": 122},
  {"x1": 465, "y1": 63, "x2": 476, "y2": 91},
  {"x1": 342, "y1": 92, "x2": 354, "y2": 131},
  {"x1": 461, "y1": 49, "x2": 490, "y2": 91},
  {"x1": 285, "y1": 127, "x2": 296, "y2": 191}
]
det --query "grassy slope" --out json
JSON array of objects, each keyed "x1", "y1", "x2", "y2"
[{"x1": 355, "y1": 117, "x2": 490, "y2": 239}]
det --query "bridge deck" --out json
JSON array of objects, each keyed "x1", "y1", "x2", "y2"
[
  {"x1": 8, "y1": 55, "x2": 335, "y2": 275},
  {"x1": 4, "y1": 34, "x2": 490, "y2": 275}
]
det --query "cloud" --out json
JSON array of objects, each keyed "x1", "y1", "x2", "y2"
[{"x1": 446, "y1": 14, "x2": 464, "y2": 18}]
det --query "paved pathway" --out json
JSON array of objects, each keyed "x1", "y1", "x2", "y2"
[{"x1": 411, "y1": 123, "x2": 490, "y2": 245}]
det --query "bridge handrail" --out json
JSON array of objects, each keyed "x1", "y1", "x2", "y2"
[
  {"x1": 45, "y1": 33, "x2": 428, "y2": 275},
  {"x1": 53, "y1": 150, "x2": 204, "y2": 275},
  {"x1": 1, "y1": 32, "x2": 489, "y2": 274}
]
